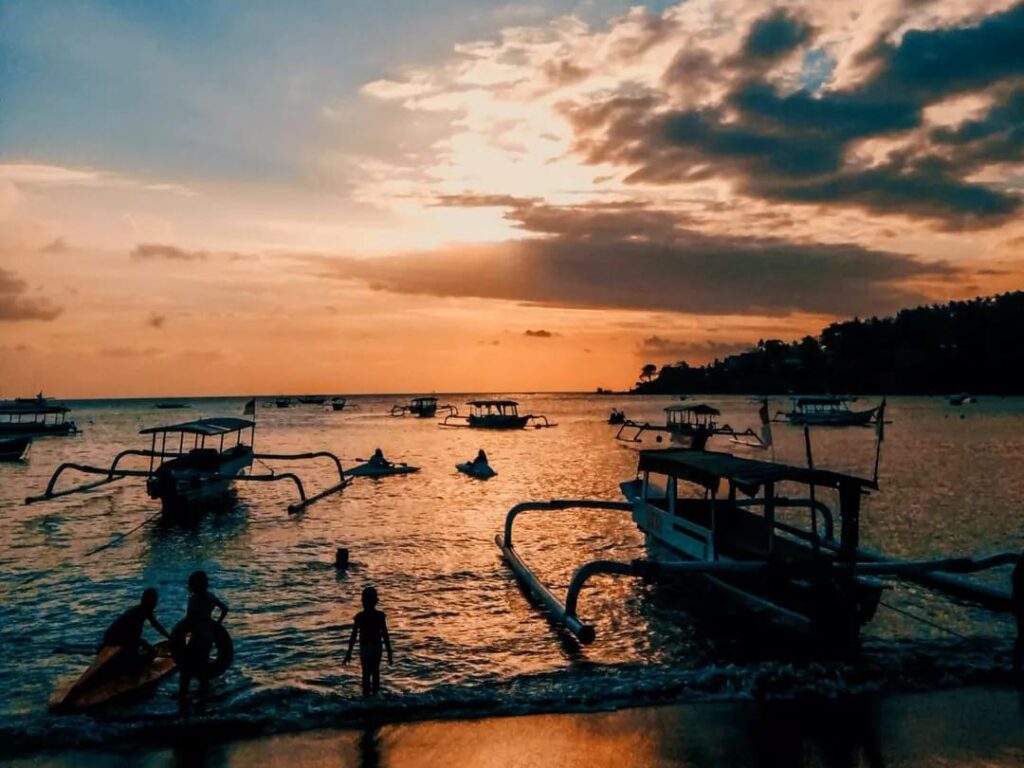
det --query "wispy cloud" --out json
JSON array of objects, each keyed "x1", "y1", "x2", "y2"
[{"x1": 0, "y1": 267, "x2": 62, "y2": 321}]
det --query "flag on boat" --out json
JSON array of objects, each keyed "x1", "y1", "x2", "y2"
[
  {"x1": 875, "y1": 398, "x2": 886, "y2": 442},
  {"x1": 758, "y1": 399, "x2": 773, "y2": 448},
  {"x1": 242, "y1": 398, "x2": 256, "y2": 416}
]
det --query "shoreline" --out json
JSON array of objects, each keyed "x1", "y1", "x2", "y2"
[{"x1": 10, "y1": 685, "x2": 1024, "y2": 767}]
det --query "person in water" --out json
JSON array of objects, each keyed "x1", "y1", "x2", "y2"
[
  {"x1": 343, "y1": 586, "x2": 393, "y2": 696},
  {"x1": 472, "y1": 449, "x2": 488, "y2": 466},
  {"x1": 178, "y1": 570, "x2": 229, "y2": 714},
  {"x1": 368, "y1": 448, "x2": 388, "y2": 468},
  {"x1": 101, "y1": 588, "x2": 169, "y2": 660}
]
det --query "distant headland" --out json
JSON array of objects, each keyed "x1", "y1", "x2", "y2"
[{"x1": 630, "y1": 291, "x2": 1024, "y2": 396}]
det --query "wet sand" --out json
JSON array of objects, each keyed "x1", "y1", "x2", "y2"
[{"x1": 13, "y1": 685, "x2": 1024, "y2": 767}]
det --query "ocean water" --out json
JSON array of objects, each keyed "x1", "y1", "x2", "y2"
[{"x1": 1, "y1": 394, "x2": 1023, "y2": 756}]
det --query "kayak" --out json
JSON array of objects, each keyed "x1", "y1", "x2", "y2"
[
  {"x1": 49, "y1": 641, "x2": 177, "y2": 712},
  {"x1": 347, "y1": 462, "x2": 420, "y2": 478},
  {"x1": 456, "y1": 461, "x2": 497, "y2": 480}
]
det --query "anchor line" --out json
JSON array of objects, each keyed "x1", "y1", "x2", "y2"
[{"x1": 878, "y1": 598, "x2": 969, "y2": 640}]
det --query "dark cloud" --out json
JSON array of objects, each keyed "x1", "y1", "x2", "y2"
[
  {"x1": 639, "y1": 336, "x2": 753, "y2": 360},
  {"x1": 542, "y1": 59, "x2": 590, "y2": 86},
  {"x1": 131, "y1": 243, "x2": 208, "y2": 261},
  {"x1": 310, "y1": 201, "x2": 958, "y2": 318},
  {"x1": 0, "y1": 267, "x2": 62, "y2": 321},
  {"x1": 147, "y1": 313, "x2": 166, "y2": 329},
  {"x1": 567, "y1": 4, "x2": 1024, "y2": 229},
  {"x1": 524, "y1": 329, "x2": 557, "y2": 338},
  {"x1": 610, "y1": 11, "x2": 677, "y2": 62},
  {"x1": 735, "y1": 9, "x2": 815, "y2": 65}
]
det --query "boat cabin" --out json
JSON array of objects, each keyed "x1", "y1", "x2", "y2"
[
  {"x1": 665, "y1": 403, "x2": 720, "y2": 430},
  {"x1": 470, "y1": 400, "x2": 519, "y2": 418},
  {"x1": 0, "y1": 395, "x2": 77, "y2": 437},
  {"x1": 791, "y1": 396, "x2": 852, "y2": 416}
]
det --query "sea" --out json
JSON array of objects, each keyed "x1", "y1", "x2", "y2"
[{"x1": 2, "y1": 394, "x2": 1023, "y2": 759}]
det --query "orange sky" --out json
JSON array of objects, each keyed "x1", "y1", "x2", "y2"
[{"x1": 1, "y1": 0, "x2": 1022, "y2": 397}]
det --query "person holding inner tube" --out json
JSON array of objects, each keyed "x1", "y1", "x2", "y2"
[
  {"x1": 343, "y1": 586, "x2": 393, "y2": 696},
  {"x1": 176, "y1": 570, "x2": 229, "y2": 714}
]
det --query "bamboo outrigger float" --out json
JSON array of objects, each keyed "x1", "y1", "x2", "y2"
[
  {"x1": 25, "y1": 414, "x2": 351, "y2": 516},
  {"x1": 390, "y1": 396, "x2": 457, "y2": 419},
  {"x1": 0, "y1": 394, "x2": 77, "y2": 437},
  {"x1": 497, "y1": 448, "x2": 1019, "y2": 646},
  {"x1": 441, "y1": 400, "x2": 556, "y2": 430},
  {"x1": 615, "y1": 403, "x2": 768, "y2": 449}
]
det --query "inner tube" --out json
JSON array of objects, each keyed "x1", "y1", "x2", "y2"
[{"x1": 170, "y1": 620, "x2": 234, "y2": 680}]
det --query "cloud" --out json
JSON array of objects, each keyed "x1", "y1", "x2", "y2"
[
  {"x1": 310, "y1": 200, "x2": 958, "y2": 318},
  {"x1": 99, "y1": 346, "x2": 160, "y2": 358},
  {"x1": 131, "y1": 243, "x2": 208, "y2": 261},
  {"x1": 524, "y1": 328, "x2": 557, "y2": 337},
  {"x1": 40, "y1": 238, "x2": 69, "y2": 253},
  {"x1": 0, "y1": 267, "x2": 62, "y2": 321},
  {"x1": 565, "y1": 3, "x2": 1024, "y2": 229},
  {"x1": 638, "y1": 335, "x2": 753, "y2": 361},
  {"x1": 147, "y1": 313, "x2": 166, "y2": 329}
]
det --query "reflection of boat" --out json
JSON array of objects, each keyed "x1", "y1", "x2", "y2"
[
  {"x1": 441, "y1": 400, "x2": 556, "y2": 430},
  {"x1": 0, "y1": 394, "x2": 77, "y2": 437},
  {"x1": 948, "y1": 393, "x2": 976, "y2": 406},
  {"x1": 27, "y1": 415, "x2": 351, "y2": 515},
  {"x1": 616, "y1": 403, "x2": 767, "y2": 449},
  {"x1": 49, "y1": 641, "x2": 176, "y2": 712},
  {"x1": 390, "y1": 396, "x2": 457, "y2": 418},
  {"x1": 497, "y1": 448, "x2": 1019, "y2": 647},
  {"x1": 0, "y1": 435, "x2": 31, "y2": 461},
  {"x1": 780, "y1": 396, "x2": 880, "y2": 426},
  {"x1": 154, "y1": 402, "x2": 188, "y2": 409}
]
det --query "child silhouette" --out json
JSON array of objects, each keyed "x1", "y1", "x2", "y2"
[{"x1": 344, "y1": 586, "x2": 393, "y2": 695}]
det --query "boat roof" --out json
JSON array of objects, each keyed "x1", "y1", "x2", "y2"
[
  {"x1": 468, "y1": 399, "x2": 518, "y2": 406},
  {"x1": 792, "y1": 395, "x2": 850, "y2": 405},
  {"x1": 412, "y1": 396, "x2": 438, "y2": 403},
  {"x1": 664, "y1": 403, "x2": 720, "y2": 415},
  {"x1": 0, "y1": 398, "x2": 70, "y2": 415},
  {"x1": 637, "y1": 449, "x2": 876, "y2": 493},
  {"x1": 140, "y1": 417, "x2": 254, "y2": 436}
]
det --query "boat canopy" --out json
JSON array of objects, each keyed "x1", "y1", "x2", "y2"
[
  {"x1": 140, "y1": 417, "x2": 255, "y2": 436},
  {"x1": 468, "y1": 399, "x2": 519, "y2": 407},
  {"x1": 637, "y1": 449, "x2": 876, "y2": 495},
  {"x1": 664, "y1": 404, "x2": 720, "y2": 416},
  {"x1": 412, "y1": 396, "x2": 438, "y2": 404},
  {"x1": 792, "y1": 396, "x2": 850, "y2": 407},
  {"x1": 0, "y1": 398, "x2": 71, "y2": 416}
]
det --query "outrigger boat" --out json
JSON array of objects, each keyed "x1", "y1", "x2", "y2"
[
  {"x1": 390, "y1": 396, "x2": 457, "y2": 419},
  {"x1": 0, "y1": 394, "x2": 77, "y2": 437},
  {"x1": 25, "y1": 415, "x2": 351, "y2": 516},
  {"x1": 329, "y1": 397, "x2": 359, "y2": 411},
  {"x1": 497, "y1": 448, "x2": 1019, "y2": 646},
  {"x1": 297, "y1": 395, "x2": 328, "y2": 405},
  {"x1": 780, "y1": 396, "x2": 880, "y2": 427},
  {"x1": 616, "y1": 403, "x2": 767, "y2": 449},
  {"x1": 949, "y1": 393, "x2": 976, "y2": 406},
  {"x1": 440, "y1": 400, "x2": 556, "y2": 430}
]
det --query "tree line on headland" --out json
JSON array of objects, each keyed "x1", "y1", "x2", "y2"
[{"x1": 631, "y1": 292, "x2": 1024, "y2": 395}]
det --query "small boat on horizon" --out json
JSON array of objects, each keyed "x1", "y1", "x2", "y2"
[
  {"x1": 153, "y1": 402, "x2": 188, "y2": 410},
  {"x1": 948, "y1": 393, "x2": 977, "y2": 406},
  {"x1": 390, "y1": 396, "x2": 457, "y2": 419}
]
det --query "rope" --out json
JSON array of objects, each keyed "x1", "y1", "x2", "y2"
[{"x1": 879, "y1": 599, "x2": 969, "y2": 640}]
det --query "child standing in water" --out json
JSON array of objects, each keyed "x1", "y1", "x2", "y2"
[{"x1": 344, "y1": 586, "x2": 393, "y2": 696}]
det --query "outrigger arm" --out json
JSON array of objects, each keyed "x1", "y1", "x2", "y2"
[
  {"x1": 252, "y1": 451, "x2": 351, "y2": 514},
  {"x1": 25, "y1": 449, "x2": 180, "y2": 504}
]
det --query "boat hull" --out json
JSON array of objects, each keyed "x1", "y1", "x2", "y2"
[
  {"x1": 785, "y1": 408, "x2": 877, "y2": 426},
  {"x1": 467, "y1": 414, "x2": 530, "y2": 429},
  {"x1": 49, "y1": 641, "x2": 176, "y2": 712},
  {"x1": 0, "y1": 421, "x2": 76, "y2": 437},
  {"x1": 147, "y1": 447, "x2": 254, "y2": 514},
  {"x1": 0, "y1": 436, "x2": 31, "y2": 461},
  {"x1": 410, "y1": 404, "x2": 438, "y2": 418}
]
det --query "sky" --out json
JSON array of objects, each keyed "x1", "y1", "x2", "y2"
[{"x1": 1, "y1": 0, "x2": 1022, "y2": 397}]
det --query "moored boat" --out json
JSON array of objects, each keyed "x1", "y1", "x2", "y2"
[
  {"x1": 0, "y1": 394, "x2": 77, "y2": 437},
  {"x1": 390, "y1": 396, "x2": 457, "y2": 418},
  {"x1": 781, "y1": 396, "x2": 880, "y2": 426},
  {"x1": 441, "y1": 400, "x2": 556, "y2": 430},
  {"x1": 615, "y1": 402, "x2": 768, "y2": 449}
]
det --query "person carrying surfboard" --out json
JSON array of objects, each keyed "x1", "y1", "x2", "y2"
[
  {"x1": 343, "y1": 586, "x2": 393, "y2": 696},
  {"x1": 100, "y1": 588, "x2": 170, "y2": 661}
]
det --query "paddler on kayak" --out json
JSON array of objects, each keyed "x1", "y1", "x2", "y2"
[
  {"x1": 368, "y1": 448, "x2": 390, "y2": 469},
  {"x1": 471, "y1": 449, "x2": 489, "y2": 467},
  {"x1": 100, "y1": 588, "x2": 170, "y2": 663}
]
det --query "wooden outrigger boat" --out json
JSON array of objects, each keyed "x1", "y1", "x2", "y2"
[
  {"x1": 497, "y1": 448, "x2": 1019, "y2": 646},
  {"x1": 390, "y1": 396, "x2": 457, "y2": 419},
  {"x1": 329, "y1": 397, "x2": 359, "y2": 411},
  {"x1": 441, "y1": 400, "x2": 556, "y2": 430},
  {"x1": 25, "y1": 415, "x2": 351, "y2": 516},
  {"x1": 780, "y1": 396, "x2": 880, "y2": 427},
  {"x1": 616, "y1": 403, "x2": 767, "y2": 449},
  {"x1": 0, "y1": 394, "x2": 77, "y2": 437}
]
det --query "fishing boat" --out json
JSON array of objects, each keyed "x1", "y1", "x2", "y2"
[
  {"x1": 0, "y1": 435, "x2": 31, "y2": 461},
  {"x1": 616, "y1": 403, "x2": 768, "y2": 449},
  {"x1": 330, "y1": 397, "x2": 359, "y2": 411},
  {"x1": 608, "y1": 409, "x2": 626, "y2": 425},
  {"x1": 298, "y1": 395, "x2": 328, "y2": 405},
  {"x1": 497, "y1": 447, "x2": 1020, "y2": 646},
  {"x1": 153, "y1": 402, "x2": 188, "y2": 410},
  {"x1": 275, "y1": 397, "x2": 293, "y2": 409},
  {"x1": 780, "y1": 396, "x2": 880, "y2": 426},
  {"x1": 390, "y1": 396, "x2": 457, "y2": 418},
  {"x1": 26, "y1": 415, "x2": 352, "y2": 516},
  {"x1": 0, "y1": 394, "x2": 77, "y2": 437},
  {"x1": 440, "y1": 400, "x2": 556, "y2": 430},
  {"x1": 948, "y1": 393, "x2": 976, "y2": 406}
]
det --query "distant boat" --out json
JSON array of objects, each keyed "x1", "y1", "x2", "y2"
[
  {"x1": 780, "y1": 396, "x2": 880, "y2": 426},
  {"x1": 275, "y1": 398, "x2": 292, "y2": 409},
  {"x1": 0, "y1": 435, "x2": 31, "y2": 461},
  {"x1": 608, "y1": 409, "x2": 626, "y2": 425},
  {"x1": 154, "y1": 402, "x2": 188, "y2": 410},
  {"x1": 440, "y1": 400, "x2": 556, "y2": 430},
  {"x1": 297, "y1": 396, "x2": 328, "y2": 405},
  {"x1": 0, "y1": 394, "x2": 77, "y2": 437},
  {"x1": 948, "y1": 393, "x2": 977, "y2": 406},
  {"x1": 390, "y1": 396, "x2": 457, "y2": 419}
]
